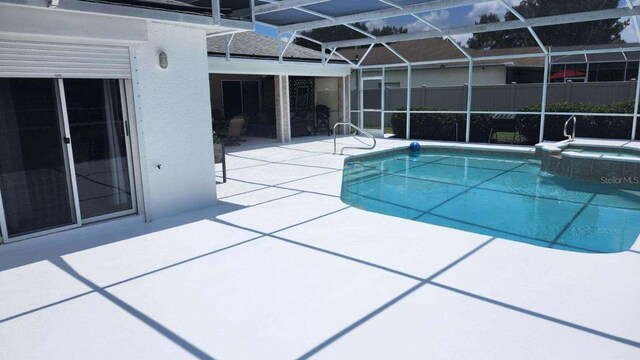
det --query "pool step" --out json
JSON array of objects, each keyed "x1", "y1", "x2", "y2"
[{"x1": 343, "y1": 167, "x2": 386, "y2": 184}]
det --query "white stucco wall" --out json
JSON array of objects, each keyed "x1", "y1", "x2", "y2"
[{"x1": 131, "y1": 22, "x2": 216, "y2": 220}]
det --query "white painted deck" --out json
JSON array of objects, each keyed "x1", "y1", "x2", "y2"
[{"x1": 1, "y1": 136, "x2": 639, "y2": 359}]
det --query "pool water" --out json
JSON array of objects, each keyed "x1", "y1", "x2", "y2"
[{"x1": 341, "y1": 150, "x2": 640, "y2": 253}]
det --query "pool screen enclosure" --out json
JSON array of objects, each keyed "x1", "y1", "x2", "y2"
[{"x1": 235, "y1": 1, "x2": 640, "y2": 144}]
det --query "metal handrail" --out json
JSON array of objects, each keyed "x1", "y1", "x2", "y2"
[
  {"x1": 563, "y1": 115, "x2": 577, "y2": 141},
  {"x1": 333, "y1": 122, "x2": 376, "y2": 155}
]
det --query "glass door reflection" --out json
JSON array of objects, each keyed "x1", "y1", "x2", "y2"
[
  {"x1": 64, "y1": 79, "x2": 134, "y2": 221},
  {"x1": 0, "y1": 78, "x2": 77, "y2": 237}
]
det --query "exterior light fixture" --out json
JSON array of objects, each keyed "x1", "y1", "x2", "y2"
[{"x1": 159, "y1": 51, "x2": 168, "y2": 69}]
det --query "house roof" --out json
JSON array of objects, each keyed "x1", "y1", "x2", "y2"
[
  {"x1": 207, "y1": 31, "x2": 337, "y2": 62},
  {"x1": 337, "y1": 39, "x2": 640, "y2": 68},
  {"x1": 338, "y1": 38, "x2": 545, "y2": 68}
]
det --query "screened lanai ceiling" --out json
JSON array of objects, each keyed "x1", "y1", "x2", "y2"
[{"x1": 252, "y1": 0, "x2": 640, "y2": 67}]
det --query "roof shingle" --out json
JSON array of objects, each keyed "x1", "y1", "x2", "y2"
[{"x1": 207, "y1": 31, "x2": 325, "y2": 61}]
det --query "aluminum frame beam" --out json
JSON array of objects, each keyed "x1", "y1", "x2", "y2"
[
  {"x1": 280, "y1": 0, "x2": 479, "y2": 32},
  {"x1": 498, "y1": 0, "x2": 547, "y2": 54},
  {"x1": 322, "y1": 7, "x2": 640, "y2": 48},
  {"x1": 254, "y1": 0, "x2": 330, "y2": 15},
  {"x1": 357, "y1": 46, "x2": 640, "y2": 70}
]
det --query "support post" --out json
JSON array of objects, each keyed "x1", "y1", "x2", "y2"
[
  {"x1": 278, "y1": 32, "x2": 283, "y2": 63},
  {"x1": 381, "y1": 67, "x2": 386, "y2": 135},
  {"x1": 285, "y1": 75, "x2": 291, "y2": 142},
  {"x1": 406, "y1": 64, "x2": 412, "y2": 140},
  {"x1": 465, "y1": 60, "x2": 473, "y2": 143},
  {"x1": 277, "y1": 76, "x2": 284, "y2": 143},
  {"x1": 539, "y1": 54, "x2": 550, "y2": 143},
  {"x1": 632, "y1": 62, "x2": 640, "y2": 140},
  {"x1": 343, "y1": 74, "x2": 350, "y2": 135},
  {"x1": 630, "y1": 15, "x2": 640, "y2": 140},
  {"x1": 275, "y1": 75, "x2": 291, "y2": 144},
  {"x1": 359, "y1": 68, "x2": 364, "y2": 128}
]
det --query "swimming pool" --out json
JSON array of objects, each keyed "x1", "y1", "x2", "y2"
[{"x1": 341, "y1": 148, "x2": 640, "y2": 253}]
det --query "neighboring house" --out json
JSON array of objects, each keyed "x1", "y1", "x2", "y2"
[
  {"x1": 206, "y1": 31, "x2": 351, "y2": 142},
  {"x1": 342, "y1": 38, "x2": 640, "y2": 114},
  {"x1": 0, "y1": 0, "x2": 249, "y2": 243},
  {"x1": 341, "y1": 38, "x2": 640, "y2": 88}
]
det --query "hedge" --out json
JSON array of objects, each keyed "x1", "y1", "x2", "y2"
[
  {"x1": 516, "y1": 101, "x2": 634, "y2": 142},
  {"x1": 391, "y1": 101, "x2": 635, "y2": 144},
  {"x1": 391, "y1": 107, "x2": 502, "y2": 143}
]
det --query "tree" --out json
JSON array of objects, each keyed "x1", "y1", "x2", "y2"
[
  {"x1": 294, "y1": 22, "x2": 407, "y2": 51},
  {"x1": 467, "y1": 0, "x2": 628, "y2": 50}
]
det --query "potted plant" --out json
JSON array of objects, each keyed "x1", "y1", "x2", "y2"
[
  {"x1": 213, "y1": 131, "x2": 226, "y2": 182},
  {"x1": 213, "y1": 131, "x2": 222, "y2": 161}
]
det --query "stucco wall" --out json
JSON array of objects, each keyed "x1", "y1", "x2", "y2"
[{"x1": 132, "y1": 22, "x2": 216, "y2": 220}]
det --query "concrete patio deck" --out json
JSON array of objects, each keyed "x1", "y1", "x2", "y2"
[{"x1": 0, "y1": 136, "x2": 639, "y2": 359}]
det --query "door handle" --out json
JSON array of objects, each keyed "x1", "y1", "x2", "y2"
[{"x1": 63, "y1": 137, "x2": 71, "y2": 144}]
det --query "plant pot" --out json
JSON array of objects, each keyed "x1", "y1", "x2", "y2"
[{"x1": 214, "y1": 143, "x2": 224, "y2": 164}]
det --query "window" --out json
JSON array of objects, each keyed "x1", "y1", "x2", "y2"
[
  {"x1": 221, "y1": 80, "x2": 260, "y2": 120},
  {"x1": 588, "y1": 62, "x2": 626, "y2": 82}
]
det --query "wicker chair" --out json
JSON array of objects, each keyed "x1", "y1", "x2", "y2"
[{"x1": 219, "y1": 115, "x2": 245, "y2": 145}]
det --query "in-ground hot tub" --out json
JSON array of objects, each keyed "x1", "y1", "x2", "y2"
[{"x1": 536, "y1": 139, "x2": 640, "y2": 187}]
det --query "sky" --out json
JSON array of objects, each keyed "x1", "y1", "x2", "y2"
[{"x1": 255, "y1": 0, "x2": 639, "y2": 45}]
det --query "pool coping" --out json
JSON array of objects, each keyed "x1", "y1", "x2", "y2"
[
  {"x1": 536, "y1": 139, "x2": 640, "y2": 164},
  {"x1": 344, "y1": 143, "x2": 536, "y2": 164}
]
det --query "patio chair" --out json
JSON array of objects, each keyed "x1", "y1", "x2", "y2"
[{"x1": 219, "y1": 115, "x2": 245, "y2": 146}]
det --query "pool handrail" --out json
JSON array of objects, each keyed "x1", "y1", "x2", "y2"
[
  {"x1": 333, "y1": 122, "x2": 376, "y2": 155},
  {"x1": 563, "y1": 115, "x2": 577, "y2": 141}
]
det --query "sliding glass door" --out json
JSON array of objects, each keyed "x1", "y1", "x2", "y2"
[
  {"x1": 64, "y1": 79, "x2": 134, "y2": 222},
  {"x1": 222, "y1": 80, "x2": 260, "y2": 120},
  {"x1": 0, "y1": 78, "x2": 78, "y2": 238},
  {"x1": 0, "y1": 78, "x2": 135, "y2": 242}
]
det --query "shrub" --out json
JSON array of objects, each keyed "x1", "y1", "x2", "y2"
[
  {"x1": 391, "y1": 107, "x2": 468, "y2": 141},
  {"x1": 391, "y1": 100, "x2": 634, "y2": 143},
  {"x1": 516, "y1": 100, "x2": 634, "y2": 141},
  {"x1": 391, "y1": 108, "x2": 501, "y2": 143}
]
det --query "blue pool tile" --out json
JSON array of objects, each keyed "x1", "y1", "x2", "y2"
[
  {"x1": 435, "y1": 156, "x2": 526, "y2": 171},
  {"x1": 479, "y1": 171, "x2": 594, "y2": 203},
  {"x1": 591, "y1": 189, "x2": 640, "y2": 210},
  {"x1": 552, "y1": 205, "x2": 640, "y2": 253},
  {"x1": 511, "y1": 161, "x2": 543, "y2": 174},
  {"x1": 342, "y1": 190, "x2": 423, "y2": 220},
  {"x1": 427, "y1": 188, "x2": 583, "y2": 242},
  {"x1": 417, "y1": 212, "x2": 553, "y2": 249},
  {"x1": 402, "y1": 162, "x2": 503, "y2": 187},
  {"x1": 345, "y1": 174, "x2": 468, "y2": 212},
  {"x1": 377, "y1": 155, "x2": 449, "y2": 173}
]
